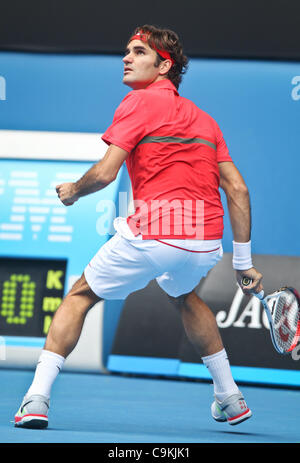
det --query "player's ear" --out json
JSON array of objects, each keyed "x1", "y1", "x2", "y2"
[{"x1": 159, "y1": 59, "x2": 172, "y2": 76}]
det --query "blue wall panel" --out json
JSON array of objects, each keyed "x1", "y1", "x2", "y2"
[{"x1": 1, "y1": 52, "x2": 300, "y2": 382}]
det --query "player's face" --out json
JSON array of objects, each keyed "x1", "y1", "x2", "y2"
[{"x1": 123, "y1": 40, "x2": 162, "y2": 90}]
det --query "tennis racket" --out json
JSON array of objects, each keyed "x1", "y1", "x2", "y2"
[{"x1": 242, "y1": 277, "x2": 300, "y2": 355}]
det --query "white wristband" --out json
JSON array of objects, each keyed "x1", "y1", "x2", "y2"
[{"x1": 232, "y1": 240, "x2": 253, "y2": 270}]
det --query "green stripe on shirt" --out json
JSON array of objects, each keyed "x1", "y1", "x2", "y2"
[{"x1": 138, "y1": 135, "x2": 216, "y2": 150}]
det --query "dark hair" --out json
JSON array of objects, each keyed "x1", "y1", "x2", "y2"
[{"x1": 130, "y1": 24, "x2": 189, "y2": 89}]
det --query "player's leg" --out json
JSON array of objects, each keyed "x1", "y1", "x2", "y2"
[
  {"x1": 172, "y1": 290, "x2": 224, "y2": 357},
  {"x1": 44, "y1": 273, "x2": 101, "y2": 357},
  {"x1": 15, "y1": 231, "x2": 166, "y2": 428},
  {"x1": 157, "y1": 241, "x2": 252, "y2": 425},
  {"x1": 157, "y1": 245, "x2": 238, "y2": 398},
  {"x1": 169, "y1": 290, "x2": 238, "y2": 398},
  {"x1": 14, "y1": 274, "x2": 100, "y2": 428},
  {"x1": 29, "y1": 273, "x2": 100, "y2": 394},
  {"x1": 169, "y1": 290, "x2": 252, "y2": 425}
]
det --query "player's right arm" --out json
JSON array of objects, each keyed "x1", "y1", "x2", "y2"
[
  {"x1": 218, "y1": 161, "x2": 263, "y2": 295},
  {"x1": 56, "y1": 144, "x2": 129, "y2": 205}
]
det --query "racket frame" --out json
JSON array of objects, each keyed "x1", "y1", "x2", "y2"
[
  {"x1": 241, "y1": 278, "x2": 300, "y2": 355},
  {"x1": 259, "y1": 291, "x2": 289, "y2": 355}
]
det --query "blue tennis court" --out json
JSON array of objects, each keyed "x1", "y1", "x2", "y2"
[{"x1": 1, "y1": 368, "x2": 299, "y2": 443}]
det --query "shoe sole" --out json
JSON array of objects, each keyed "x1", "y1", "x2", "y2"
[
  {"x1": 15, "y1": 414, "x2": 48, "y2": 429},
  {"x1": 227, "y1": 409, "x2": 252, "y2": 425},
  {"x1": 212, "y1": 406, "x2": 252, "y2": 425}
]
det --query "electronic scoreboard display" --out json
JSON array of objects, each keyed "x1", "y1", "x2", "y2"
[{"x1": 0, "y1": 257, "x2": 66, "y2": 337}]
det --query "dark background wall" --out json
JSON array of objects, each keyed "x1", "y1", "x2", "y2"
[{"x1": 0, "y1": 0, "x2": 299, "y2": 60}]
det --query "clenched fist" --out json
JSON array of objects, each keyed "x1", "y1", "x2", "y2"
[
  {"x1": 236, "y1": 267, "x2": 263, "y2": 296},
  {"x1": 56, "y1": 183, "x2": 79, "y2": 206}
]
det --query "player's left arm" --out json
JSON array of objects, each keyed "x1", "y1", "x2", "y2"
[
  {"x1": 56, "y1": 144, "x2": 129, "y2": 206},
  {"x1": 218, "y1": 161, "x2": 251, "y2": 242},
  {"x1": 219, "y1": 161, "x2": 263, "y2": 295}
]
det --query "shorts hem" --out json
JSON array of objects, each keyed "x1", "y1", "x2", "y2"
[{"x1": 83, "y1": 266, "x2": 104, "y2": 299}]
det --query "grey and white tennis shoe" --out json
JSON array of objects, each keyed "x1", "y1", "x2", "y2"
[
  {"x1": 211, "y1": 391, "x2": 252, "y2": 425},
  {"x1": 14, "y1": 394, "x2": 49, "y2": 428}
]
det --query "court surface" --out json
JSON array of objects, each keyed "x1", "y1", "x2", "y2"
[{"x1": 1, "y1": 368, "x2": 300, "y2": 443}]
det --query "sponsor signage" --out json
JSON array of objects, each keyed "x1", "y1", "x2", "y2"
[{"x1": 109, "y1": 254, "x2": 300, "y2": 384}]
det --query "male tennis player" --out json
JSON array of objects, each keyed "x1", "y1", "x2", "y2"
[{"x1": 15, "y1": 25, "x2": 263, "y2": 429}]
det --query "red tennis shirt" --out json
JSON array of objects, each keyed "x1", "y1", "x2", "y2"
[{"x1": 102, "y1": 79, "x2": 233, "y2": 240}]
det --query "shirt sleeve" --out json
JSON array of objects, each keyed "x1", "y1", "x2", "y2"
[
  {"x1": 215, "y1": 124, "x2": 233, "y2": 163},
  {"x1": 101, "y1": 91, "x2": 148, "y2": 153}
]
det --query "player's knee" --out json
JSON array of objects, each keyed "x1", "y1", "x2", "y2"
[
  {"x1": 168, "y1": 292, "x2": 190, "y2": 310},
  {"x1": 68, "y1": 273, "x2": 101, "y2": 305}
]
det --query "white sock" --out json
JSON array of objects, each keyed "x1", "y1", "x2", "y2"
[
  {"x1": 201, "y1": 348, "x2": 239, "y2": 402},
  {"x1": 27, "y1": 349, "x2": 65, "y2": 399}
]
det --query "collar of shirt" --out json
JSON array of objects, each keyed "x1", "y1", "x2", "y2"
[{"x1": 145, "y1": 79, "x2": 179, "y2": 95}]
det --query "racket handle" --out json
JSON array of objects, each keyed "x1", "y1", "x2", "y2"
[
  {"x1": 241, "y1": 277, "x2": 264, "y2": 300},
  {"x1": 241, "y1": 277, "x2": 252, "y2": 286},
  {"x1": 255, "y1": 290, "x2": 265, "y2": 300}
]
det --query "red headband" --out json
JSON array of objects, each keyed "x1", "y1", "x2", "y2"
[{"x1": 129, "y1": 32, "x2": 175, "y2": 66}]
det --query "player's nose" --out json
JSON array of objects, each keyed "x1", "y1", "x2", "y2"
[{"x1": 123, "y1": 53, "x2": 133, "y2": 64}]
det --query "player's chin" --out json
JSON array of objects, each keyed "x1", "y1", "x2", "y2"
[{"x1": 123, "y1": 75, "x2": 135, "y2": 87}]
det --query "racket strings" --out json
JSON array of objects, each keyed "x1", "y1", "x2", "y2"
[{"x1": 272, "y1": 291, "x2": 299, "y2": 351}]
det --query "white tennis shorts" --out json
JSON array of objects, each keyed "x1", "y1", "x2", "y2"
[{"x1": 84, "y1": 217, "x2": 223, "y2": 300}]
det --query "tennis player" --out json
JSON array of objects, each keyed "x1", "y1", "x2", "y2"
[{"x1": 15, "y1": 25, "x2": 263, "y2": 429}]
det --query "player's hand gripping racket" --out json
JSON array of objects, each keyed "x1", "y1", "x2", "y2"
[{"x1": 242, "y1": 277, "x2": 300, "y2": 355}]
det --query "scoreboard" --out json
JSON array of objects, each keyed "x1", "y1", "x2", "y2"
[
  {"x1": 0, "y1": 257, "x2": 66, "y2": 337},
  {"x1": 0, "y1": 129, "x2": 130, "y2": 372}
]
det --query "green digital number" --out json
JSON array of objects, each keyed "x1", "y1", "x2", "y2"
[
  {"x1": 1, "y1": 274, "x2": 35, "y2": 325},
  {"x1": 43, "y1": 315, "x2": 53, "y2": 335},
  {"x1": 42, "y1": 297, "x2": 62, "y2": 312}
]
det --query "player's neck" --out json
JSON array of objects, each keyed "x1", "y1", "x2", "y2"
[{"x1": 127, "y1": 75, "x2": 168, "y2": 91}]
